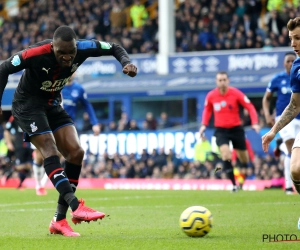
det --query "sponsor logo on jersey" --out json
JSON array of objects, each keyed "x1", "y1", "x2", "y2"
[
  {"x1": 213, "y1": 103, "x2": 221, "y2": 111},
  {"x1": 42, "y1": 67, "x2": 51, "y2": 74},
  {"x1": 71, "y1": 90, "x2": 79, "y2": 98},
  {"x1": 30, "y1": 122, "x2": 38, "y2": 132},
  {"x1": 40, "y1": 77, "x2": 71, "y2": 91},
  {"x1": 11, "y1": 55, "x2": 21, "y2": 66}
]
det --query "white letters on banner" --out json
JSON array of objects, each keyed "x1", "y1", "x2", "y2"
[{"x1": 79, "y1": 131, "x2": 200, "y2": 159}]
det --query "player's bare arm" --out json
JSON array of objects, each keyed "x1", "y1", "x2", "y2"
[
  {"x1": 273, "y1": 93, "x2": 300, "y2": 134},
  {"x1": 262, "y1": 92, "x2": 300, "y2": 152},
  {"x1": 199, "y1": 124, "x2": 206, "y2": 137},
  {"x1": 262, "y1": 91, "x2": 275, "y2": 127}
]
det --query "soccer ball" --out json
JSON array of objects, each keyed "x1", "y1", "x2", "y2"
[{"x1": 179, "y1": 205, "x2": 213, "y2": 237}]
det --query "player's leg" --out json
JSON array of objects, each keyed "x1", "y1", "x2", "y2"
[
  {"x1": 32, "y1": 148, "x2": 47, "y2": 195},
  {"x1": 290, "y1": 132, "x2": 300, "y2": 192},
  {"x1": 289, "y1": 132, "x2": 300, "y2": 229},
  {"x1": 14, "y1": 148, "x2": 33, "y2": 189},
  {"x1": 214, "y1": 128, "x2": 237, "y2": 192},
  {"x1": 50, "y1": 125, "x2": 83, "y2": 222},
  {"x1": 1, "y1": 150, "x2": 16, "y2": 186},
  {"x1": 47, "y1": 106, "x2": 105, "y2": 225},
  {"x1": 277, "y1": 118, "x2": 297, "y2": 194},
  {"x1": 229, "y1": 126, "x2": 249, "y2": 191},
  {"x1": 53, "y1": 124, "x2": 105, "y2": 224},
  {"x1": 283, "y1": 139, "x2": 294, "y2": 194}
]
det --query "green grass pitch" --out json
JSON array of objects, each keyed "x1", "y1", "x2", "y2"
[{"x1": 0, "y1": 188, "x2": 300, "y2": 250}]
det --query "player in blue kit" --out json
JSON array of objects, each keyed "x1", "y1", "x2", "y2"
[
  {"x1": 62, "y1": 73, "x2": 100, "y2": 134},
  {"x1": 262, "y1": 17, "x2": 300, "y2": 229},
  {"x1": 262, "y1": 52, "x2": 297, "y2": 195}
]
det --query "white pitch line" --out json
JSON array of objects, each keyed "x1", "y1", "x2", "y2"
[{"x1": 0, "y1": 195, "x2": 168, "y2": 208}]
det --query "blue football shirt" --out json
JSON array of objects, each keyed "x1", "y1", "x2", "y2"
[
  {"x1": 62, "y1": 82, "x2": 98, "y2": 125},
  {"x1": 267, "y1": 70, "x2": 300, "y2": 119}
]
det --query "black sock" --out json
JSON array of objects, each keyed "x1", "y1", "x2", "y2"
[
  {"x1": 55, "y1": 161, "x2": 82, "y2": 220},
  {"x1": 17, "y1": 170, "x2": 28, "y2": 188},
  {"x1": 240, "y1": 162, "x2": 249, "y2": 169},
  {"x1": 6, "y1": 169, "x2": 14, "y2": 181},
  {"x1": 223, "y1": 160, "x2": 236, "y2": 186},
  {"x1": 44, "y1": 155, "x2": 73, "y2": 197}
]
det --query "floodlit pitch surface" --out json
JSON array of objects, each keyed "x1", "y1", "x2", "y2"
[{"x1": 0, "y1": 189, "x2": 299, "y2": 250}]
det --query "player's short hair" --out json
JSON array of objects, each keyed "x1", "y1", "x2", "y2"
[
  {"x1": 53, "y1": 25, "x2": 77, "y2": 41},
  {"x1": 284, "y1": 52, "x2": 296, "y2": 58},
  {"x1": 287, "y1": 17, "x2": 300, "y2": 31},
  {"x1": 216, "y1": 71, "x2": 228, "y2": 77}
]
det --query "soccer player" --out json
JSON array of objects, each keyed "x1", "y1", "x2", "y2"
[
  {"x1": 2, "y1": 115, "x2": 33, "y2": 189},
  {"x1": 262, "y1": 17, "x2": 300, "y2": 229},
  {"x1": 262, "y1": 52, "x2": 297, "y2": 195},
  {"x1": 0, "y1": 25, "x2": 137, "y2": 237},
  {"x1": 199, "y1": 71, "x2": 260, "y2": 192},
  {"x1": 33, "y1": 73, "x2": 101, "y2": 195},
  {"x1": 62, "y1": 73, "x2": 101, "y2": 134}
]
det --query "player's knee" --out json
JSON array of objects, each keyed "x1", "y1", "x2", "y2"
[
  {"x1": 290, "y1": 160, "x2": 300, "y2": 180},
  {"x1": 66, "y1": 146, "x2": 84, "y2": 163},
  {"x1": 221, "y1": 152, "x2": 231, "y2": 161}
]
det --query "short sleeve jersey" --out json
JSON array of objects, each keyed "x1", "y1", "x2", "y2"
[
  {"x1": 0, "y1": 39, "x2": 130, "y2": 107},
  {"x1": 267, "y1": 71, "x2": 300, "y2": 119}
]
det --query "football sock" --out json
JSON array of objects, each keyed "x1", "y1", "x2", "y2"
[
  {"x1": 17, "y1": 170, "x2": 28, "y2": 188},
  {"x1": 44, "y1": 156, "x2": 78, "y2": 209},
  {"x1": 40, "y1": 172, "x2": 49, "y2": 188},
  {"x1": 284, "y1": 154, "x2": 293, "y2": 190},
  {"x1": 291, "y1": 177, "x2": 300, "y2": 194},
  {"x1": 55, "y1": 161, "x2": 81, "y2": 220},
  {"x1": 223, "y1": 160, "x2": 236, "y2": 186},
  {"x1": 33, "y1": 161, "x2": 43, "y2": 189},
  {"x1": 55, "y1": 204, "x2": 69, "y2": 221},
  {"x1": 5, "y1": 169, "x2": 14, "y2": 181},
  {"x1": 240, "y1": 162, "x2": 249, "y2": 169}
]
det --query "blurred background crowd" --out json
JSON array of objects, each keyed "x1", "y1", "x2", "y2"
[
  {"x1": 0, "y1": 0, "x2": 293, "y2": 188},
  {"x1": 0, "y1": 0, "x2": 299, "y2": 59}
]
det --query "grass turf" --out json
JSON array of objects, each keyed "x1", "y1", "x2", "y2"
[{"x1": 0, "y1": 188, "x2": 300, "y2": 250}]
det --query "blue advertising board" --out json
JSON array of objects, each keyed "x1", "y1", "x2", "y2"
[{"x1": 169, "y1": 48, "x2": 291, "y2": 74}]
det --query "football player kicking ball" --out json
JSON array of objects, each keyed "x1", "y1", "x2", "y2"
[
  {"x1": 262, "y1": 17, "x2": 300, "y2": 229},
  {"x1": 0, "y1": 25, "x2": 137, "y2": 236}
]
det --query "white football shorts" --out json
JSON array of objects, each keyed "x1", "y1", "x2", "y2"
[{"x1": 276, "y1": 116, "x2": 300, "y2": 143}]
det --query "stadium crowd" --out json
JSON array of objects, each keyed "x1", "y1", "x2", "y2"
[
  {"x1": 0, "y1": 0, "x2": 291, "y2": 187},
  {"x1": 0, "y1": 0, "x2": 299, "y2": 59}
]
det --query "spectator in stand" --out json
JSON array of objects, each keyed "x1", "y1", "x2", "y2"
[
  {"x1": 194, "y1": 134, "x2": 213, "y2": 163},
  {"x1": 128, "y1": 119, "x2": 140, "y2": 131},
  {"x1": 110, "y1": 2, "x2": 127, "y2": 31},
  {"x1": 0, "y1": 0, "x2": 299, "y2": 60},
  {"x1": 118, "y1": 112, "x2": 130, "y2": 131},
  {"x1": 267, "y1": 10, "x2": 285, "y2": 36},
  {"x1": 157, "y1": 112, "x2": 172, "y2": 129},
  {"x1": 145, "y1": 112, "x2": 157, "y2": 130},
  {"x1": 130, "y1": 0, "x2": 148, "y2": 28},
  {"x1": 106, "y1": 121, "x2": 118, "y2": 132}
]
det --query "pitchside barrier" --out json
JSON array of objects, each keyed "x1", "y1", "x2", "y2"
[{"x1": 1, "y1": 178, "x2": 274, "y2": 191}]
